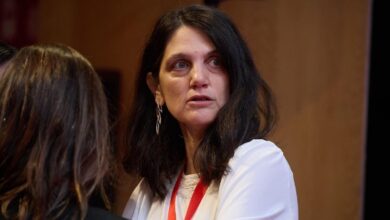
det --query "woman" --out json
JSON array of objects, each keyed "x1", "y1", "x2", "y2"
[
  {"x1": 122, "y1": 5, "x2": 298, "y2": 220},
  {"x1": 0, "y1": 44, "x2": 123, "y2": 220}
]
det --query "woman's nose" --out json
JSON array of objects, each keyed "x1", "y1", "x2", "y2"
[{"x1": 189, "y1": 64, "x2": 209, "y2": 88}]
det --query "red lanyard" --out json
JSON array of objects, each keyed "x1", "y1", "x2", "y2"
[{"x1": 168, "y1": 171, "x2": 208, "y2": 220}]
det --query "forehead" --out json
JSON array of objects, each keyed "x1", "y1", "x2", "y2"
[{"x1": 163, "y1": 26, "x2": 216, "y2": 58}]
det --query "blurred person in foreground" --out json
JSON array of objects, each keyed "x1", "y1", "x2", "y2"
[{"x1": 0, "y1": 44, "x2": 124, "y2": 220}]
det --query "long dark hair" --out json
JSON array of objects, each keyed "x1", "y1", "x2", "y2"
[
  {"x1": 0, "y1": 44, "x2": 112, "y2": 219},
  {"x1": 123, "y1": 4, "x2": 277, "y2": 199}
]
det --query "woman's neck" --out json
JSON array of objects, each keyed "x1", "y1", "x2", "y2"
[
  {"x1": 184, "y1": 140, "x2": 198, "y2": 175},
  {"x1": 181, "y1": 126, "x2": 204, "y2": 175}
]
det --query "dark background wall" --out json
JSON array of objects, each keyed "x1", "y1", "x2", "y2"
[{"x1": 364, "y1": 0, "x2": 385, "y2": 219}]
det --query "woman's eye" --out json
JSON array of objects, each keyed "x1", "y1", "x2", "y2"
[
  {"x1": 173, "y1": 60, "x2": 189, "y2": 70},
  {"x1": 209, "y1": 57, "x2": 222, "y2": 67}
]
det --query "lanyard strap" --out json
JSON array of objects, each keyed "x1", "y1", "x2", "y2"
[{"x1": 168, "y1": 171, "x2": 208, "y2": 220}]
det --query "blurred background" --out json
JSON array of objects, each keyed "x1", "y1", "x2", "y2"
[{"x1": 1, "y1": 0, "x2": 377, "y2": 219}]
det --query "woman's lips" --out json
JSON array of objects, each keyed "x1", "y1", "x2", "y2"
[{"x1": 187, "y1": 95, "x2": 213, "y2": 107}]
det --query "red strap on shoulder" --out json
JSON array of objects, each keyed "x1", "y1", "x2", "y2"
[{"x1": 168, "y1": 171, "x2": 208, "y2": 220}]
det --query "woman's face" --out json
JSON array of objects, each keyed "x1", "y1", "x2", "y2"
[{"x1": 154, "y1": 26, "x2": 229, "y2": 134}]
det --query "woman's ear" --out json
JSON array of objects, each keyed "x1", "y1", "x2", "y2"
[
  {"x1": 146, "y1": 72, "x2": 157, "y2": 94},
  {"x1": 146, "y1": 72, "x2": 164, "y2": 105}
]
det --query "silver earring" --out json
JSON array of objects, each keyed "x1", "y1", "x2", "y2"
[{"x1": 156, "y1": 103, "x2": 163, "y2": 135}]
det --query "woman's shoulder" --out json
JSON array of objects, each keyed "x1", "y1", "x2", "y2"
[
  {"x1": 224, "y1": 138, "x2": 293, "y2": 182},
  {"x1": 231, "y1": 139, "x2": 285, "y2": 164},
  {"x1": 216, "y1": 139, "x2": 298, "y2": 219},
  {"x1": 218, "y1": 143, "x2": 298, "y2": 219}
]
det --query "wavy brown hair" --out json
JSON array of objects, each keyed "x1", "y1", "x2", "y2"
[{"x1": 0, "y1": 44, "x2": 112, "y2": 219}]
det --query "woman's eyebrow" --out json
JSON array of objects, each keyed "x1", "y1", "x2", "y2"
[
  {"x1": 165, "y1": 53, "x2": 189, "y2": 62},
  {"x1": 166, "y1": 49, "x2": 219, "y2": 62}
]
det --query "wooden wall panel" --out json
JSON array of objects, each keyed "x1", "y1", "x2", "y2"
[{"x1": 38, "y1": 0, "x2": 77, "y2": 46}]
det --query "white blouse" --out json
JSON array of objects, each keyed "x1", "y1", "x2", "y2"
[{"x1": 122, "y1": 139, "x2": 298, "y2": 220}]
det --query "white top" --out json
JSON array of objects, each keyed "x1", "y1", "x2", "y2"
[{"x1": 122, "y1": 139, "x2": 298, "y2": 220}]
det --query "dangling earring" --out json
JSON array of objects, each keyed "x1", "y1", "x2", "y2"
[{"x1": 155, "y1": 103, "x2": 163, "y2": 135}]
